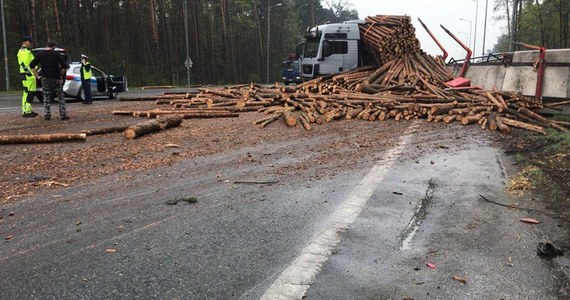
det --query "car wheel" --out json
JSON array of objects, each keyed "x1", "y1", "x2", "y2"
[{"x1": 108, "y1": 92, "x2": 118, "y2": 99}]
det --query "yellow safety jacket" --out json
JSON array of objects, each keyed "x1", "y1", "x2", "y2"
[
  {"x1": 82, "y1": 62, "x2": 92, "y2": 80},
  {"x1": 17, "y1": 47, "x2": 34, "y2": 76}
]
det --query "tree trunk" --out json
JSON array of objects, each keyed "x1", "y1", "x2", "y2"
[
  {"x1": 0, "y1": 133, "x2": 87, "y2": 144},
  {"x1": 43, "y1": 0, "x2": 50, "y2": 39},
  {"x1": 123, "y1": 115, "x2": 183, "y2": 139},
  {"x1": 30, "y1": 0, "x2": 37, "y2": 38},
  {"x1": 253, "y1": 0, "x2": 264, "y2": 80},
  {"x1": 535, "y1": 0, "x2": 546, "y2": 46},
  {"x1": 209, "y1": 0, "x2": 216, "y2": 83},
  {"x1": 150, "y1": 0, "x2": 159, "y2": 54},
  {"x1": 52, "y1": 0, "x2": 63, "y2": 44}
]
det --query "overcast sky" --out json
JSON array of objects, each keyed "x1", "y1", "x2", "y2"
[{"x1": 349, "y1": 0, "x2": 508, "y2": 60}]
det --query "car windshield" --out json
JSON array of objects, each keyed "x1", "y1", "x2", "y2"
[{"x1": 304, "y1": 38, "x2": 320, "y2": 58}]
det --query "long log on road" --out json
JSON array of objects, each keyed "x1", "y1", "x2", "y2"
[
  {"x1": 0, "y1": 133, "x2": 87, "y2": 144},
  {"x1": 179, "y1": 112, "x2": 239, "y2": 119},
  {"x1": 119, "y1": 96, "x2": 165, "y2": 101},
  {"x1": 81, "y1": 126, "x2": 130, "y2": 136},
  {"x1": 124, "y1": 115, "x2": 183, "y2": 139}
]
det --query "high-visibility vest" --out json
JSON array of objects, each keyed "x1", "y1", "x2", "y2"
[
  {"x1": 82, "y1": 62, "x2": 92, "y2": 80},
  {"x1": 17, "y1": 47, "x2": 34, "y2": 75}
]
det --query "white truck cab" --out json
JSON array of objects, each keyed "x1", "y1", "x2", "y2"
[{"x1": 299, "y1": 20, "x2": 365, "y2": 79}]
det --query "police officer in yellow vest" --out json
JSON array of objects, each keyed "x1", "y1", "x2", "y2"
[
  {"x1": 80, "y1": 54, "x2": 93, "y2": 104},
  {"x1": 17, "y1": 36, "x2": 38, "y2": 117}
]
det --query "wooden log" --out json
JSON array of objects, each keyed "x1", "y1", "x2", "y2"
[
  {"x1": 112, "y1": 111, "x2": 136, "y2": 116},
  {"x1": 283, "y1": 109, "x2": 298, "y2": 126},
  {"x1": 145, "y1": 110, "x2": 232, "y2": 118},
  {"x1": 461, "y1": 115, "x2": 482, "y2": 125},
  {"x1": 179, "y1": 113, "x2": 239, "y2": 119},
  {"x1": 495, "y1": 116, "x2": 512, "y2": 134},
  {"x1": 485, "y1": 92, "x2": 505, "y2": 110},
  {"x1": 443, "y1": 115, "x2": 457, "y2": 123},
  {"x1": 81, "y1": 126, "x2": 130, "y2": 136},
  {"x1": 299, "y1": 113, "x2": 312, "y2": 130},
  {"x1": 516, "y1": 106, "x2": 568, "y2": 132},
  {"x1": 487, "y1": 112, "x2": 498, "y2": 131},
  {"x1": 260, "y1": 114, "x2": 281, "y2": 128},
  {"x1": 123, "y1": 115, "x2": 183, "y2": 139},
  {"x1": 119, "y1": 96, "x2": 160, "y2": 101},
  {"x1": 0, "y1": 133, "x2": 87, "y2": 144},
  {"x1": 545, "y1": 100, "x2": 570, "y2": 107},
  {"x1": 254, "y1": 114, "x2": 279, "y2": 125},
  {"x1": 498, "y1": 117, "x2": 547, "y2": 135},
  {"x1": 481, "y1": 117, "x2": 488, "y2": 130}
]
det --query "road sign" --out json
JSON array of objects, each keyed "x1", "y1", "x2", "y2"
[{"x1": 185, "y1": 57, "x2": 193, "y2": 68}]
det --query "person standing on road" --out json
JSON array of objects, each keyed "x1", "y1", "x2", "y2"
[
  {"x1": 29, "y1": 40, "x2": 69, "y2": 121},
  {"x1": 80, "y1": 54, "x2": 93, "y2": 104},
  {"x1": 17, "y1": 36, "x2": 38, "y2": 118}
]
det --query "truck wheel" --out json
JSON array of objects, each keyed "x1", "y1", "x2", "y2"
[{"x1": 108, "y1": 92, "x2": 118, "y2": 99}]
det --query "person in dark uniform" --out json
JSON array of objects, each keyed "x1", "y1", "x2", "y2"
[
  {"x1": 29, "y1": 40, "x2": 69, "y2": 121},
  {"x1": 80, "y1": 54, "x2": 93, "y2": 104}
]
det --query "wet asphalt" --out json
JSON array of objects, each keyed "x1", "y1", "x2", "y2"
[{"x1": 1, "y1": 95, "x2": 568, "y2": 299}]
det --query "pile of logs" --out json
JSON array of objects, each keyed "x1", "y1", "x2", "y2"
[
  {"x1": 113, "y1": 15, "x2": 567, "y2": 135},
  {"x1": 358, "y1": 15, "x2": 422, "y2": 65}
]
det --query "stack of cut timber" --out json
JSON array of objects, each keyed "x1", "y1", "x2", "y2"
[
  {"x1": 111, "y1": 15, "x2": 566, "y2": 135},
  {"x1": 358, "y1": 15, "x2": 422, "y2": 65}
]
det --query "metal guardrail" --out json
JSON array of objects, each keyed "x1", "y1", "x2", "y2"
[{"x1": 447, "y1": 52, "x2": 505, "y2": 65}]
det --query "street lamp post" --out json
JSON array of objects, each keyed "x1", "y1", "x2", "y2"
[
  {"x1": 459, "y1": 18, "x2": 473, "y2": 50},
  {"x1": 482, "y1": 0, "x2": 489, "y2": 55},
  {"x1": 1, "y1": 0, "x2": 9, "y2": 90},
  {"x1": 471, "y1": 0, "x2": 479, "y2": 58},
  {"x1": 183, "y1": 0, "x2": 190, "y2": 87},
  {"x1": 266, "y1": 2, "x2": 282, "y2": 84}
]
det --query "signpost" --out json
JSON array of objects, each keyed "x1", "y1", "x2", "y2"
[
  {"x1": 185, "y1": 57, "x2": 193, "y2": 88},
  {"x1": 183, "y1": 0, "x2": 191, "y2": 87}
]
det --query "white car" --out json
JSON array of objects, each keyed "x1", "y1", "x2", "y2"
[
  {"x1": 32, "y1": 48, "x2": 127, "y2": 102},
  {"x1": 63, "y1": 62, "x2": 127, "y2": 101}
]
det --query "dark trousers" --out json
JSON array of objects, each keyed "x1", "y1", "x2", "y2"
[
  {"x1": 82, "y1": 79, "x2": 92, "y2": 103},
  {"x1": 41, "y1": 77, "x2": 66, "y2": 118}
]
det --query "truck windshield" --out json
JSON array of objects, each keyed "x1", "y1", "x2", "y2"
[
  {"x1": 304, "y1": 38, "x2": 320, "y2": 58},
  {"x1": 284, "y1": 61, "x2": 299, "y2": 71}
]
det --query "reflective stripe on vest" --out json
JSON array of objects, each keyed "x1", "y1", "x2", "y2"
[{"x1": 82, "y1": 63, "x2": 93, "y2": 80}]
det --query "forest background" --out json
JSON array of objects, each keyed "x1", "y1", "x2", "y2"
[{"x1": 0, "y1": 0, "x2": 568, "y2": 88}]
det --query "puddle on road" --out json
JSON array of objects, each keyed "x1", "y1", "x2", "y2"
[{"x1": 400, "y1": 179, "x2": 435, "y2": 251}]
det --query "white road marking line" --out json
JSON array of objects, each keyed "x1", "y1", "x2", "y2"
[{"x1": 261, "y1": 122, "x2": 420, "y2": 300}]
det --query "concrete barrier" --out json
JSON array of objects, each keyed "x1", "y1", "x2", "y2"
[{"x1": 453, "y1": 49, "x2": 570, "y2": 99}]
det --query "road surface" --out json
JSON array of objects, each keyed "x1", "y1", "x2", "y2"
[{"x1": 0, "y1": 89, "x2": 568, "y2": 299}]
